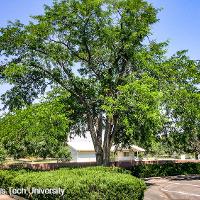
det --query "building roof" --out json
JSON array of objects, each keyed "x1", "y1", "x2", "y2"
[
  {"x1": 119, "y1": 145, "x2": 145, "y2": 152},
  {"x1": 68, "y1": 133, "x2": 95, "y2": 151},
  {"x1": 68, "y1": 133, "x2": 145, "y2": 152},
  {"x1": 68, "y1": 141, "x2": 95, "y2": 152},
  {"x1": 68, "y1": 142, "x2": 145, "y2": 152}
]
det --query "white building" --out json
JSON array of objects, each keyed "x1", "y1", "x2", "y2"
[
  {"x1": 68, "y1": 133, "x2": 145, "y2": 162},
  {"x1": 114, "y1": 145, "x2": 146, "y2": 161}
]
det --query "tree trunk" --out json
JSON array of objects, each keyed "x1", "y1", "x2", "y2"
[
  {"x1": 88, "y1": 114, "x2": 118, "y2": 166},
  {"x1": 88, "y1": 114, "x2": 104, "y2": 165},
  {"x1": 96, "y1": 146, "x2": 103, "y2": 165},
  {"x1": 103, "y1": 115, "x2": 118, "y2": 166},
  {"x1": 103, "y1": 145, "x2": 111, "y2": 166},
  {"x1": 102, "y1": 116, "x2": 113, "y2": 166}
]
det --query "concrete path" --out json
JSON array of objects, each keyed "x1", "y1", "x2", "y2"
[
  {"x1": 0, "y1": 195, "x2": 27, "y2": 200},
  {"x1": 144, "y1": 175, "x2": 200, "y2": 200},
  {"x1": 0, "y1": 196, "x2": 14, "y2": 200}
]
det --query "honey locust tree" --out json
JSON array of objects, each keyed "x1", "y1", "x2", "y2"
[{"x1": 0, "y1": 0, "x2": 199, "y2": 165}]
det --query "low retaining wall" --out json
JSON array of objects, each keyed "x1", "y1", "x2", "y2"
[
  {"x1": 0, "y1": 161, "x2": 98, "y2": 170},
  {"x1": 0, "y1": 159, "x2": 200, "y2": 170}
]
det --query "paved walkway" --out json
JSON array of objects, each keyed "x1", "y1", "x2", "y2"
[
  {"x1": 144, "y1": 175, "x2": 200, "y2": 200},
  {"x1": 0, "y1": 195, "x2": 27, "y2": 200},
  {"x1": 0, "y1": 196, "x2": 14, "y2": 200}
]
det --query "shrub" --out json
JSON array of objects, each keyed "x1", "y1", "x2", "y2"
[
  {"x1": 131, "y1": 162, "x2": 200, "y2": 178},
  {"x1": 0, "y1": 167, "x2": 146, "y2": 200},
  {"x1": 0, "y1": 170, "x2": 27, "y2": 189},
  {"x1": 56, "y1": 146, "x2": 72, "y2": 162}
]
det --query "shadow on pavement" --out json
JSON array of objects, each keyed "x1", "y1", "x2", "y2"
[{"x1": 167, "y1": 175, "x2": 200, "y2": 181}]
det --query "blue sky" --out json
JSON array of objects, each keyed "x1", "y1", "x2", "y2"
[
  {"x1": 0, "y1": 0, "x2": 200, "y2": 106},
  {"x1": 149, "y1": 0, "x2": 200, "y2": 59}
]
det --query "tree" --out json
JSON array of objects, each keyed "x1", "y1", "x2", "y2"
[
  {"x1": 0, "y1": 99, "x2": 71, "y2": 159},
  {"x1": 0, "y1": 145, "x2": 7, "y2": 164},
  {"x1": 0, "y1": 0, "x2": 199, "y2": 165},
  {"x1": 162, "y1": 86, "x2": 200, "y2": 157}
]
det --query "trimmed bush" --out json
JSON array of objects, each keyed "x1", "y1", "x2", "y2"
[
  {"x1": 131, "y1": 162, "x2": 200, "y2": 178},
  {"x1": 0, "y1": 169, "x2": 27, "y2": 189},
  {"x1": 0, "y1": 167, "x2": 146, "y2": 200}
]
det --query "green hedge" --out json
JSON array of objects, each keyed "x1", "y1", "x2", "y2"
[
  {"x1": 0, "y1": 167, "x2": 146, "y2": 200},
  {"x1": 131, "y1": 162, "x2": 200, "y2": 178}
]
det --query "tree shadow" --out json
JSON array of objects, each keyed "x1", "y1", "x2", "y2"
[{"x1": 167, "y1": 175, "x2": 200, "y2": 181}]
